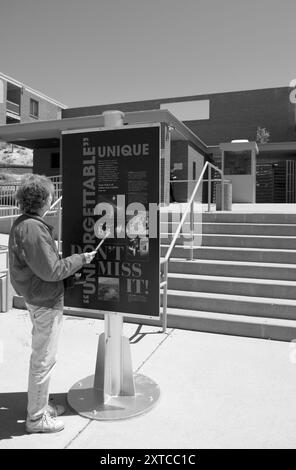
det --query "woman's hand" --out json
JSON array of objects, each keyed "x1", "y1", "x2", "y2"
[{"x1": 84, "y1": 251, "x2": 97, "y2": 264}]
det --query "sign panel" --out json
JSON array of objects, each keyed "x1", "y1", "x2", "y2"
[{"x1": 62, "y1": 125, "x2": 160, "y2": 317}]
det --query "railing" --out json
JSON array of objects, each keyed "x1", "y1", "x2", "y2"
[
  {"x1": 6, "y1": 100, "x2": 20, "y2": 115},
  {"x1": 160, "y1": 161, "x2": 224, "y2": 332},
  {"x1": 0, "y1": 175, "x2": 62, "y2": 218},
  {"x1": 50, "y1": 175, "x2": 62, "y2": 201},
  {"x1": 0, "y1": 181, "x2": 19, "y2": 207}
]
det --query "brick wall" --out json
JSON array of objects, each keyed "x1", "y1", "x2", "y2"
[
  {"x1": 20, "y1": 89, "x2": 62, "y2": 123},
  {"x1": 184, "y1": 88, "x2": 296, "y2": 145},
  {"x1": 63, "y1": 87, "x2": 296, "y2": 146}
]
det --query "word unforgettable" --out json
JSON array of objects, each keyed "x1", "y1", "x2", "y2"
[{"x1": 97, "y1": 143, "x2": 150, "y2": 158}]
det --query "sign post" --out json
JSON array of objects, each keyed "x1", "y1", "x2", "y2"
[{"x1": 64, "y1": 111, "x2": 161, "y2": 420}]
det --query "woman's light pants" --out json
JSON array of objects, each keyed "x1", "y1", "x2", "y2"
[{"x1": 26, "y1": 300, "x2": 63, "y2": 420}]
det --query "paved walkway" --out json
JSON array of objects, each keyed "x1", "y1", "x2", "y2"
[{"x1": 0, "y1": 309, "x2": 296, "y2": 449}]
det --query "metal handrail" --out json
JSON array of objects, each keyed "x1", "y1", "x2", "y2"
[
  {"x1": 0, "y1": 174, "x2": 62, "y2": 215},
  {"x1": 44, "y1": 195, "x2": 62, "y2": 252},
  {"x1": 160, "y1": 161, "x2": 224, "y2": 332},
  {"x1": 164, "y1": 161, "x2": 223, "y2": 263},
  {"x1": 47, "y1": 195, "x2": 62, "y2": 211},
  {"x1": 0, "y1": 248, "x2": 9, "y2": 312},
  {"x1": 6, "y1": 100, "x2": 20, "y2": 115}
]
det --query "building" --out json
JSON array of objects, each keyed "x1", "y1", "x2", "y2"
[
  {"x1": 62, "y1": 86, "x2": 296, "y2": 202},
  {"x1": 62, "y1": 87, "x2": 296, "y2": 145},
  {"x1": 0, "y1": 85, "x2": 296, "y2": 202},
  {"x1": 0, "y1": 72, "x2": 66, "y2": 125}
]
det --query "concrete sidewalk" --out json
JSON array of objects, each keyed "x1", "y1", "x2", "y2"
[{"x1": 1, "y1": 309, "x2": 296, "y2": 449}]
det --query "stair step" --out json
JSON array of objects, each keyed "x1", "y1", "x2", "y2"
[
  {"x1": 167, "y1": 273, "x2": 296, "y2": 299},
  {"x1": 161, "y1": 245, "x2": 296, "y2": 263},
  {"x1": 162, "y1": 289, "x2": 296, "y2": 320},
  {"x1": 161, "y1": 233, "x2": 296, "y2": 249},
  {"x1": 13, "y1": 294, "x2": 296, "y2": 342},
  {"x1": 167, "y1": 258, "x2": 296, "y2": 281},
  {"x1": 201, "y1": 223, "x2": 296, "y2": 236},
  {"x1": 201, "y1": 212, "x2": 296, "y2": 224},
  {"x1": 162, "y1": 307, "x2": 296, "y2": 342},
  {"x1": 160, "y1": 222, "x2": 296, "y2": 236}
]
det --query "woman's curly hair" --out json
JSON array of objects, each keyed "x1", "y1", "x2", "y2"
[{"x1": 16, "y1": 174, "x2": 55, "y2": 214}]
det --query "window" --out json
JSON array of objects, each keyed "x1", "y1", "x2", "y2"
[
  {"x1": 193, "y1": 161, "x2": 196, "y2": 180},
  {"x1": 51, "y1": 152, "x2": 60, "y2": 169},
  {"x1": 30, "y1": 98, "x2": 39, "y2": 118}
]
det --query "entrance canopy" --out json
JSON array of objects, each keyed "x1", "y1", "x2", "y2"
[{"x1": 0, "y1": 109, "x2": 209, "y2": 154}]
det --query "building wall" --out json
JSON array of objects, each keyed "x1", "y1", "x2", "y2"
[
  {"x1": 169, "y1": 141, "x2": 205, "y2": 202},
  {"x1": 185, "y1": 88, "x2": 295, "y2": 145},
  {"x1": 257, "y1": 152, "x2": 296, "y2": 164},
  {"x1": 0, "y1": 76, "x2": 63, "y2": 125},
  {"x1": 63, "y1": 87, "x2": 296, "y2": 146},
  {"x1": 20, "y1": 89, "x2": 62, "y2": 123},
  {"x1": 34, "y1": 148, "x2": 60, "y2": 177},
  {"x1": 171, "y1": 141, "x2": 187, "y2": 203},
  {"x1": 188, "y1": 145, "x2": 204, "y2": 201},
  {"x1": 0, "y1": 79, "x2": 7, "y2": 125},
  {"x1": 62, "y1": 99, "x2": 158, "y2": 119}
]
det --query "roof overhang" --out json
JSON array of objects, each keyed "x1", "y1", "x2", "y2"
[
  {"x1": 220, "y1": 141, "x2": 259, "y2": 154},
  {"x1": 209, "y1": 141, "x2": 296, "y2": 155},
  {"x1": 0, "y1": 109, "x2": 209, "y2": 153},
  {"x1": 257, "y1": 142, "x2": 296, "y2": 152},
  {"x1": 0, "y1": 72, "x2": 67, "y2": 108}
]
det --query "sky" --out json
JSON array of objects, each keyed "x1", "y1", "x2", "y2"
[{"x1": 0, "y1": 0, "x2": 296, "y2": 108}]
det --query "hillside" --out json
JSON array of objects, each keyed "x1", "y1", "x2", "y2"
[{"x1": 0, "y1": 142, "x2": 33, "y2": 181}]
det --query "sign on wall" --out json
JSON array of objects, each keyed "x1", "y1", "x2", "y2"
[{"x1": 62, "y1": 125, "x2": 160, "y2": 317}]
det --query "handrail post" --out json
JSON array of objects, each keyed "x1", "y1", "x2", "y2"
[
  {"x1": 162, "y1": 260, "x2": 168, "y2": 333},
  {"x1": 190, "y1": 200, "x2": 194, "y2": 261},
  {"x1": 58, "y1": 199, "x2": 62, "y2": 253},
  {"x1": 208, "y1": 165, "x2": 211, "y2": 212},
  {"x1": 6, "y1": 250, "x2": 9, "y2": 312},
  {"x1": 221, "y1": 172, "x2": 224, "y2": 211}
]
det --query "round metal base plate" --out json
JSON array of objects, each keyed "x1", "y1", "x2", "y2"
[{"x1": 67, "y1": 373, "x2": 160, "y2": 420}]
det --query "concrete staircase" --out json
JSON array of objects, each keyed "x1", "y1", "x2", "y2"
[{"x1": 161, "y1": 211, "x2": 296, "y2": 341}]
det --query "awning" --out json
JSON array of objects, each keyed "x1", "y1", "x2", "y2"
[{"x1": 0, "y1": 109, "x2": 209, "y2": 153}]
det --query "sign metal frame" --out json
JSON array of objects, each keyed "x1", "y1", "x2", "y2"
[{"x1": 62, "y1": 123, "x2": 161, "y2": 321}]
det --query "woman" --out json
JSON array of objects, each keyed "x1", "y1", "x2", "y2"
[{"x1": 8, "y1": 174, "x2": 96, "y2": 433}]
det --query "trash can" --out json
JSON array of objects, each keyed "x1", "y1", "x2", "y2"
[{"x1": 215, "y1": 180, "x2": 232, "y2": 211}]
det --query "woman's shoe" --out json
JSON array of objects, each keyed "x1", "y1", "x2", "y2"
[{"x1": 26, "y1": 411, "x2": 64, "y2": 434}]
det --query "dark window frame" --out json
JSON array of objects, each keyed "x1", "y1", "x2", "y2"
[
  {"x1": 29, "y1": 98, "x2": 39, "y2": 119},
  {"x1": 50, "y1": 152, "x2": 60, "y2": 169}
]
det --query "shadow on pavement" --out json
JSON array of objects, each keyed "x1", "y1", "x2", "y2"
[
  {"x1": 0, "y1": 392, "x2": 73, "y2": 440},
  {"x1": 129, "y1": 324, "x2": 168, "y2": 344}
]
